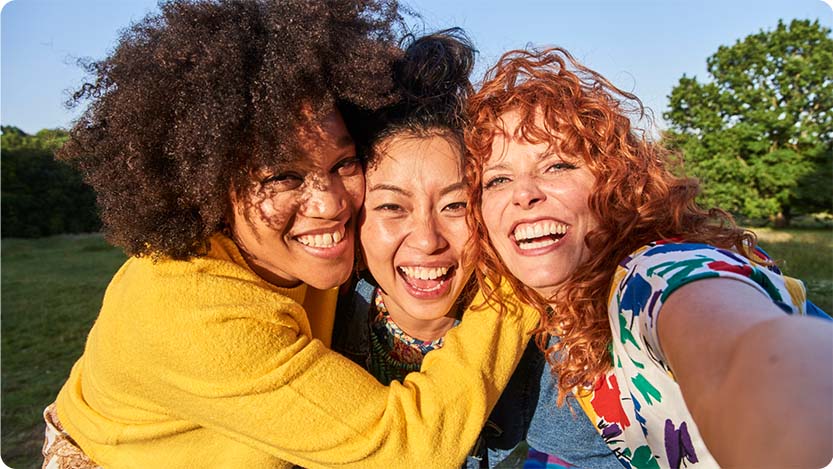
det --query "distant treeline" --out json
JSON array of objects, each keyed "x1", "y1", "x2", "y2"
[
  {"x1": 2, "y1": 21, "x2": 831, "y2": 238},
  {"x1": 2, "y1": 126, "x2": 100, "y2": 237}
]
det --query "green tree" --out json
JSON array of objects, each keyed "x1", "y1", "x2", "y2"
[
  {"x1": 664, "y1": 19, "x2": 833, "y2": 226},
  {"x1": 1, "y1": 126, "x2": 101, "y2": 237}
]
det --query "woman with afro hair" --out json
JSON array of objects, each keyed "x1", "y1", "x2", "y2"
[{"x1": 43, "y1": 1, "x2": 539, "y2": 467}]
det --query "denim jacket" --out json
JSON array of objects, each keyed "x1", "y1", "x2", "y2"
[{"x1": 332, "y1": 275, "x2": 621, "y2": 468}]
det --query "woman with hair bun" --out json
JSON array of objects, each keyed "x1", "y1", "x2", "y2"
[
  {"x1": 466, "y1": 47, "x2": 832, "y2": 468},
  {"x1": 43, "y1": 2, "x2": 538, "y2": 467},
  {"x1": 334, "y1": 29, "x2": 479, "y2": 389},
  {"x1": 336, "y1": 31, "x2": 621, "y2": 469}
]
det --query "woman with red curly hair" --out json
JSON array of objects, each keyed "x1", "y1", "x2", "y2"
[{"x1": 466, "y1": 47, "x2": 832, "y2": 468}]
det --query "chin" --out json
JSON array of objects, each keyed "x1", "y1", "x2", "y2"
[
  {"x1": 411, "y1": 295, "x2": 457, "y2": 321},
  {"x1": 510, "y1": 272, "x2": 561, "y2": 296},
  {"x1": 415, "y1": 305, "x2": 456, "y2": 321},
  {"x1": 307, "y1": 268, "x2": 352, "y2": 290}
]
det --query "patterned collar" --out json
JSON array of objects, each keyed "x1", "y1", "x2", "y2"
[
  {"x1": 372, "y1": 290, "x2": 446, "y2": 361},
  {"x1": 366, "y1": 288, "x2": 462, "y2": 384}
]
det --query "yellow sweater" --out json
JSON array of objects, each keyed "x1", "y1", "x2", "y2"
[{"x1": 56, "y1": 234, "x2": 538, "y2": 468}]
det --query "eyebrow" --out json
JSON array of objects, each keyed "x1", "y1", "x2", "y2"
[
  {"x1": 336, "y1": 135, "x2": 354, "y2": 149},
  {"x1": 483, "y1": 151, "x2": 563, "y2": 173},
  {"x1": 368, "y1": 181, "x2": 466, "y2": 198},
  {"x1": 368, "y1": 183, "x2": 412, "y2": 197},
  {"x1": 482, "y1": 162, "x2": 512, "y2": 173},
  {"x1": 439, "y1": 181, "x2": 467, "y2": 198}
]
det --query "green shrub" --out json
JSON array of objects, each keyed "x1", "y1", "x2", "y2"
[{"x1": 1, "y1": 126, "x2": 100, "y2": 237}]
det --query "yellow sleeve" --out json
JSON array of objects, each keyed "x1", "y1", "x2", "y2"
[{"x1": 65, "y1": 254, "x2": 538, "y2": 468}]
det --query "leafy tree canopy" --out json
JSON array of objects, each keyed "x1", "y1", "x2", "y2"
[
  {"x1": 664, "y1": 19, "x2": 832, "y2": 226},
  {"x1": 2, "y1": 126, "x2": 100, "y2": 237}
]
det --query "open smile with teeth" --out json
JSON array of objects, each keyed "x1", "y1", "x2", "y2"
[
  {"x1": 513, "y1": 220, "x2": 567, "y2": 251},
  {"x1": 295, "y1": 229, "x2": 344, "y2": 248},
  {"x1": 398, "y1": 265, "x2": 455, "y2": 292}
]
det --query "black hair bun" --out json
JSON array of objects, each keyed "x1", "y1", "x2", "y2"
[
  {"x1": 395, "y1": 27, "x2": 475, "y2": 113},
  {"x1": 343, "y1": 27, "x2": 476, "y2": 157}
]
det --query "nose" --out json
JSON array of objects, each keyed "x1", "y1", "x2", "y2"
[
  {"x1": 300, "y1": 174, "x2": 348, "y2": 219},
  {"x1": 512, "y1": 175, "x2": 546, "y2": 209},
  {"x1": 406, "y1": 213, "x2": 449, "y2": 254}
]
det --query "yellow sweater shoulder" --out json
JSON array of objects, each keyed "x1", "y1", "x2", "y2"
[{"x1": 57, "y1": 235, "x2": 538, "y2": 468}]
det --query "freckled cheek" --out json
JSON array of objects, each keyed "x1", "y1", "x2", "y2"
[
  {"x1": 480, "y1": 197, "x2": 503, "y2": 241},
  {"x1": 344, "y1": 174, "x2": 366, "y2": 213},
  {"x1": 562, "y1": 182, "x2": 596, "y2": 224},
  {"x1": 482, "y1": 206, "x2": 517, "y2": 265},
  {"x1": 254, "y1": 197, "x2": 299, "y2": 234}
]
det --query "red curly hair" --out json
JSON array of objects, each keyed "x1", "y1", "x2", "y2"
[{"x1": 465, "y1": 47, "x2": 755, "y2": 402}]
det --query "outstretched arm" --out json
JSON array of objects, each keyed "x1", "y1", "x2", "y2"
[{"x1": 658, "y1": 278, "x2": 833, "y2": 468}]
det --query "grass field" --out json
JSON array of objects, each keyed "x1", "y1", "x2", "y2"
[
  {"x1": 1, "y1": 234, "x2": 125, "y2": 468},
  {"x1": 1, "y1": 229, "x2": 830, "y2": 467},
  {"x1": 753, "y1": 228, "x2": 833, "y2": 312}
]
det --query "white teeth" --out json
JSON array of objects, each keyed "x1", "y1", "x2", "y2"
[
  {"x1": 399, "y1": 266, "x2": 450, "y2": 280},
  {"x1": 416, "y1": 282, "x2": 443, "y2": 292},
  {"x1": 513, "y1": 221, "x2": 567, "y2": 241},
  {"x1": 518, "y1": 238, "x2": 557, "y2": 251},
  {"x1": 296, "y1": 230, "x2": 343, "y2": 248}
]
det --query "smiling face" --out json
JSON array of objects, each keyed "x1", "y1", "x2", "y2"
[
  {"x1": 360, "y1": 133, "x2": 471, "y2": 340},
  {"x1": 480, "y1": 109, "x2": 598, "y2": 299},
  {"x1": 229, "y1": 109, "x2": 363, "y2": 289}
]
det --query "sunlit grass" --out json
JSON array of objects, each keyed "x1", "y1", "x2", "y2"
[
  {"x1": 752, "y1": 228, "x2": 833, "y2": 313},
  {"x1": 1, "y1": 234, "x2": 125, "y2": 468}
]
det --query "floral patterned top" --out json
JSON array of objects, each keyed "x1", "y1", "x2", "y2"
[
  {"x1": 368, "y1": 289, "x2": 455, "y2": 385},
  {"x1": 575, "y1": 241, "x2": 808, "y2": 469}
]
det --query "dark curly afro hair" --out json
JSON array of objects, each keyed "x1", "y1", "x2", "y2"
[{"x1": 57, "y1": 0, "x2": 405, "y2": 259}]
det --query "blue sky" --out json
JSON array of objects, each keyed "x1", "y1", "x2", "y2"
[{"x1": 2, "y1": 0, "x2": 831, "y2": 135}]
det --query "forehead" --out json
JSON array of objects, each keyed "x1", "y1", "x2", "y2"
[
  {"x1": 298, "y1": 108, "x2": 350, "y2": 139},
  {"x1": 270, "y1": 109, "x2": 354, "y2": 169},
  {"x1": 297, "y1": 109, "x2": 353, "y2": 149},
  {"x1": 495, "y1": 108, "x2": 524, "y2": 135},
  {"x1": 487, "y1": 109, "x2": 552, "y2": 163},
  {"x1": 367, "y1": 134, "x2": 463, "y2": 183}
]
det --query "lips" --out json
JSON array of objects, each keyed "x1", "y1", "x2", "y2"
[
  {"x1": 292, "y1": 224, "x2": 350, "y2": 259},
  {"x1": 510, "y1": 219, "x2": 568, "y2": 252},
  {"x1": 397, "y1": 264, "x2": 456, "y2": 298},
  {"x1": 295, "y1": 229, "x2": 344, "y2": 248}
]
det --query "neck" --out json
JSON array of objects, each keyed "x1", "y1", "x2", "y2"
[
  {"x1": 238, "y1": 248, "x2": 302, "y2": 289},
  {"x1": 381, "y1": 293, "x2": 457, "y2": 342},
  {"x1": 534, "y1": 284, "x2": 561, "y2": 303}
]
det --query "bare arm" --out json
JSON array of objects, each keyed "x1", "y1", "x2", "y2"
[{"x1": 658, "y1": 278, "x2": 833, "y2": 468}]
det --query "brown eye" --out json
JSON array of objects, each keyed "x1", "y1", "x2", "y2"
[
  {"x1": 261, "y1": 173, "x2": 303, "y2": 191},
  {"x1": 334, "y1": 157, "x2": 361, "y2": 177},
  {"x1": 442, "y1": 201, "x2": 467, "y2": 215},
  {"x1": 374, "y1": 203, "x2": 404, "y2": 213}
]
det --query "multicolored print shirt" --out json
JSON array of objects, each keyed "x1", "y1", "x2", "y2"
[{"x1": 575, "y1": 241, "x2": 808, "y2": 469}]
